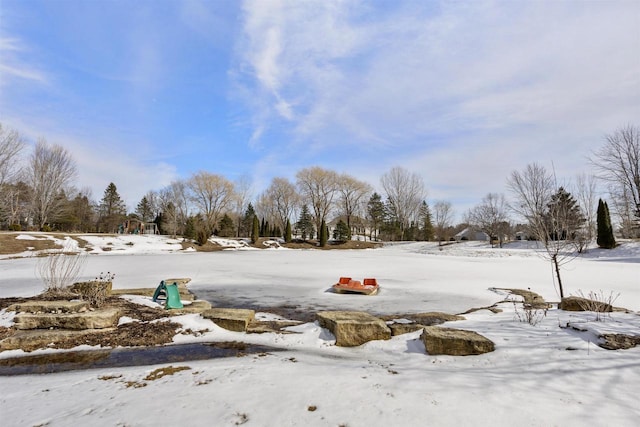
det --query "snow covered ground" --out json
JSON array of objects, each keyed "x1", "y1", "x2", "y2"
[{"x1": 1, "y1": 234, "x2": 639, "y2": 426}]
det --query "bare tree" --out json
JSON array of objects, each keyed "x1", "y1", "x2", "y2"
[
  {"x1": 27, "y1": 139, "x2": 77, "y2": 229},
  {"x1": 433, "y1": 201, "x2": 454, "y2": 244},
  {"x1": 233, "y1": 174, "x2": 254, "y2": 237},
  {"x1": 336, "y1": 173, "x2": 372, "y2": 237},
  {"x1": 507, "y1": 163, "x2": 582, "y2": 299},
  {"x1": 380, "y1": 166, "x2": 426, "y2": 238},
  {"x1": 574, "y1": 173, "x2": 598, "y2": 250},
  {"x1": 591, "y1": 125, "x2": 640, "y2": 236},
  {"x1": 188, "y1": 171, "x2": 235, "y2": 235},
  {"x1": 296, "y1": 166, "x2": 339, "y2": 236},
  {"x1": 0, "y1": 123, "x2": 25, "y2": 187},
  {"x1": 465, "y1": 193, "x2": 510, "y2": 247},
  {"x1": 262, "y1": 177, "x2": 299, "y2": 234}
]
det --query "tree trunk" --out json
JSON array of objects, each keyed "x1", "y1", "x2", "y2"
[{"x1": 552, "y1": 254, "x2": 565, "y2": 299}]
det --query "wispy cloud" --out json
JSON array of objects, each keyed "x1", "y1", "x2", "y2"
[
  {"x1": 0, "y1": 37, "x2": 48, "y2": 86},
  {"x1": 235, "y1": 0, "x2": 639, "y2": 211}
]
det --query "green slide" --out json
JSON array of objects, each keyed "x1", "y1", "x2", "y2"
[{"x1": 152, "y1": 281, "x2": 184, "y2": 309}]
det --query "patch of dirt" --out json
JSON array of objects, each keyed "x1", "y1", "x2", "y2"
[
  {"x1": 0, "y1": 233, "x2": 60, "y2": 255},
  {"x1": 144, "y1": 365, "x2": 191, "y2": 380}
]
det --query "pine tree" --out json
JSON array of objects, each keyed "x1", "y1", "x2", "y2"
[
  {"x1": 367, "y1": 192, "x2": 385, "y2": 241},
  {"x1": 597, "y1": 199, "x2": 616, "y2": 249},
  {"x1": 544, "y1": 187, "x2": 585, "y2": 241},
  {"x1": 333, "y1": 219, "x2": 350, "y2": 241},
  {"x1": 419, "y1": 200, "x2": 434, "y2": 241},
  {"x1": 135, "y1": 196, "x2": 153, "y2": 222},
  {"x1": 319, "y1": 219, "x2": 328, "y2": 246},
  {"x1": 98, "y1": 182, "x2": 127, "y2": 233},
  {"x1": 241, "y1": 203, "x2": 256, "y2": 237},
  {"x1": 218, "y1": 213, "x2": 235, "y2": 237},
  {"x1": 285, "y1": 219, "x2": 292, "y2": 243},
  {"x1": 251, "y1": 215, "x2": 259, "y2": 244},
  {"x1": 295, "y1": 205, "x2": 314, "y2": 241}
]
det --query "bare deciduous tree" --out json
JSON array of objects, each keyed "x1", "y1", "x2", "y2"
[
  {"x1": 262, "y1": 177, "x2": 298, "y2": 234},
  {"x1": 591, "y1": 125, "x2": 640, "y2": 236},
  {"x1": 0, "y1": 123, "x2": 25, "y2": 186},
  {"x1": 507, "y1": 163, "x2": 581, "y2": 299},
  {"x1": 380, "y1": 166, "x2": 426, "y2": 238},
  {"x1": 188, "y1": 171, "x2": 235, "y2": 235},
  {"x1": 296, "y1": 166, "x2": 339, "y2": 236},
  {"x1": 336, "y1": 173, "x2": 372, "y2": 237},
  {"x1": 465, "y1": 193, "x2": 510, "y2": 247},
  {"x1": 574, "y1": 173, "x2": 598, "y2": 250},
  {"x1": 233, "y1": 174, "x2": 254, "y2": 237},
  {"x1": 27, "y1": 139, "x2": 77, "y2": 229},
  {"x1": 433, "y1": 200, "x2": 454, "y2": 244}
]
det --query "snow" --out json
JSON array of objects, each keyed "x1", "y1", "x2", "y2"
[{"x1": 0, "y1": 235, "x2": 639, "y2": 426}]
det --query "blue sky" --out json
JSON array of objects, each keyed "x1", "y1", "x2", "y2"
[{"x1": 1, "y1": 0, "x2": 638, "y2": 216}]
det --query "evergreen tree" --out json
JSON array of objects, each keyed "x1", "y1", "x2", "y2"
[
  {"x1": 544, "y1": 187, "x2": 585, "y2": 241},
  {"x1": 295, "y1": 205, "x2": 314, "y2": 241},
  {"x1": 285, "y1": 219, "x2": 292, "y2": 243},
  {"x1": 240, "y1": 203, "x2": 256, "y2": 237},
  {"x1": 98, "y1": 183, "x2": 127, "y2": 233},
  {"x1": 251, "y1": 215, "x2": 259, "y2": 244},
  {"x1": 135, "y1": 196, "x2": 153, "y2": 222},
  {"x1": 218, "y1": 213, "x2": 235, "y2": 237},
  {"x1": 419, "y1": 200, "x2": 434, "y2": 241},
  {"x1": 597, "y1": 199, "x2": 616, "y2": 249},
  {"x1": 319, "y1": 219, "x2": 328, "y2": 246},
  {"x1": 367, "y1": 192, "x2": 385, "y2": 241},
  {"x1": 333, "y1": 219, "x2": 350, "y2": 241}
]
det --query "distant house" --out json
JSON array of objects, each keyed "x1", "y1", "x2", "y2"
[{"x1": 454, "y1": 227, "x2": 490, "y2": 242}]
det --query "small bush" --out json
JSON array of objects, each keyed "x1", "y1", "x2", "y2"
[
  {"x1": 71, "y1": 272, "x2": 115, "y2": 307},
  {"x1": 8, "y1": 224, "x2": 21, "y2": 231},
  {"x1": 37, "y1": 243, "x2": 87, "y2": 293},
  {"x1": 513, "y1": 300, "x2": 548, "y2": 326}
]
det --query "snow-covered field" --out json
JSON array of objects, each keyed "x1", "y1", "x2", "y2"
[{"x1": 1, "y1": 234, "x2": 639, "y2": 426}]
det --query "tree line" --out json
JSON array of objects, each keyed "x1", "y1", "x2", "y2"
[{"x1": 1, "y1": 123, "x2": 638, "y2": 251}]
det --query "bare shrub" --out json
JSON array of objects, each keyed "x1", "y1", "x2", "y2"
[
  {"x1": 37, "y1": 243, "x2": 87, "y2": 294},
  {"x1": 71, "y1": 272, "x2": 115, "y2": 307},
  {"x1": 574, "y1": 289, "x2": 619, "y2": 321},
  {"x1": 513, "y1": 300, "x2": 548, "y2": 326}
]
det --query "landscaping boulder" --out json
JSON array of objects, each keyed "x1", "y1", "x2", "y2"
[
  {"x1": 421, "y1": 326, "x2": 495, "y2": 356},
  {"x1": 559, "y1": 296, "x2": 612, "y2": 312},
  {"x1": 202, "y1": 308, "x2": 255, "y2": 332},
  {"x1": 316, "y1": 311, "x2": 391, "y2": 347}
]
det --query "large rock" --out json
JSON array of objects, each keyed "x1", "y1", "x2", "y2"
[
  {"x1": 421, "y1": 326, "x2": 495, "y2": 356},
  {"x1": 202, "y1": 308, "x2": 255, "y2": 332},
  {"x1": 316, "y1": 311, "x2": 391, "y2": 347},
  {"x1": 559, "y1": 296, "x2": 612, "y2": 312},
  {"x1": 13, "y1": 308, "x2": 122, "y2": 330}
]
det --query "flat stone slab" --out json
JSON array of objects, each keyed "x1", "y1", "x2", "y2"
[
  {"x1": 169, "y1": 300, "x2": 212, "y2": 315},
  {"x1": 421, "y1": 326, "x2": 495, "y2": 356},
  {"x1": 13, "y1": 307, "x2": 122, "y2": 330},
  {"x1": 0, "y1": 328, "x2": 115, "y2": 352},
  {"x1": 316, "y1": 311, "x2": 391, "y2": 347},
  {"x1": 6, "y1": 300, "x2": 90, "y2": 314},
  {"x1": 202, "y1": 308, "x2": 255, "y2": 332},
  {"x1": 110, "y1": 287, "x2": 195, "y2": 301}
]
